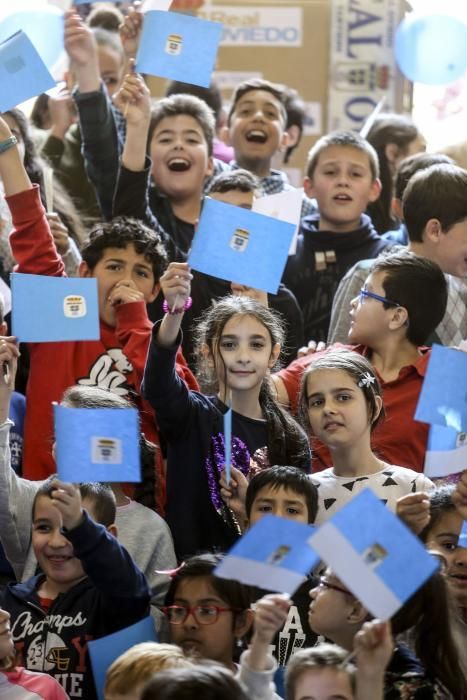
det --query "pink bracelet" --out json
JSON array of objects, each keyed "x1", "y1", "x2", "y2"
[{"x1": 162, "y1": 296, "x2": 193, "y2": 315}]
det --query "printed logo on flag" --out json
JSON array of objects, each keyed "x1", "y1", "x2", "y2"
[
  {"x1": 63, "y1": 295, "x2": 87, "y2": 318},
  {"x1": 91, "y1": 437, "x2": 122, "y2": 465},
  {"x1": 230, "y1": 228, "x2": 250, "y2": 252},
  {"x1": 166, "y1": 33, "x2": 183, "y2": 55}
]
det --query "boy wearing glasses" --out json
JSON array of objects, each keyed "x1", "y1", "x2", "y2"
[{"x1": 273, "y1": 250, "x2": 448, "y2": 473}]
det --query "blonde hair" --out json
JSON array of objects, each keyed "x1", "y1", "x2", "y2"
[{"x1": 104, "y1": 643, "x2": 194, "y2": 697}]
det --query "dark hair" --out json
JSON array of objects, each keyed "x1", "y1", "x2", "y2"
[
  {"x1": 61, "y1": 385, "x2": 157, "y2": 510},
  {"x1": 206, "y1": 169, "x2": 259, "y2": 196},
  {"x1": 147, "y1": 94, "x2": 215, "y2": 157},
  {"x1": 165, "y1": 553, "x2": 254, "y2": 612},
  {"x1": 283, "y1": 87, "x2": 306, "y2": 164},
  {"x1": 165, "y1": 80, "x2": 222, "y2": 128},
  {"x1": 369, "y1": 250, "x2": 448, "y2": 345},
  {"x1": 419, "y1": 485, "x2": 457, "y2": 543},
  {"x1": 306, "y1": 130, "x2": 379, "y2": 181},
  {"x1": 391, "y1": 570, "x2": 467, "y2": 698},
  {"x1": 285, "y1": 643, "x2": 356, "y2": 699},
  {"x1": 245, "y1": 466, "x2": 317, "y2": 523},
  {"x1": 33, "y1": 476, "x2": 116, "y2": 527},
  {"x1": 4, "y1": 109, "x2": 87, "y2": 246},
  {"x1": 366, "y1": 113, "x2": 421, "y2": 233},
  {"x1": 403, "y1": 163, "x2": 467, "y2": 243},
  {"x1": 228, "y1": 78, "x2": 287, "y2": 126},
  {"x1": 92, "y1": 26, "x2": 124, "y2": 58},
  {"x1": 81, "y1": 216, "x2": 168, "y2": 282},
  {"x1": 194, "y1": 296, "x2": 311, "y2": 470},
  {"x1": 87, "y1": 5, "x2": 124, "y2": 32},
  {"x1": 29, "y1": 93, "x2": 50, "y2": 130},
  {"x1": 141, "y1": 662, "x2": 249, "y2": 700},
  {"x1": 394, "y1": 152, "x2": 454, "y2": 201},
  {"x1": 299, "y1": 349, "x2": 385, "y2": 433}
]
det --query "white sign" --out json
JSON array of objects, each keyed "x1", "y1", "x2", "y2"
[
  {"x1": 199, "y1": 6, "x2": 303, "y2": 47},
  {"x1": 328, "y1": 0, "x2": 401, "y2": 132}
]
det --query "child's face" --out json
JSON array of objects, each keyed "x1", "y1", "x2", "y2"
[
  {"x1": 305, "y1": 146, "x2": 381, "y2": 232},
  {"x1": 97, "y1": 46, "x2": 124, "y2": 98},
  {"x1": 426, "y1": 509, "x2": 467, "y2": 608},
  {"x1": 168, "y1": 576, "x2": 248, "y2": 667},
  {"x1": 348, "y1": 270, "x2": 399, "y2": 346},
  {"x1": 32, "y1": 494, "x2": 89, "y2": 597},
  {"x1": 150, "y1": 114, "x2": 213, "y2": 201},
  {"x1": 249, "y1": 485, "x2": 310, "y2": 526},
  {"x1": 214, "y1": 314, "x2": 280, "y2": 400},
  {"x1": 433, "y1": 217, "x2": 467, "y2": 279},
  {"x1": 308, "y1": 570, "x2": 356, "y2": 640},
  {"x1": 80, "y1": 243, "x2": 159, "y2": 327},
  {"x1": 305, "y1": 369, "x2": 376, "y2": 451},
  {"x1": 294, "y1": 668, "x2": 354, "y2": 700},
  {"x1": 0, "y1": 608, "x2": 14, "y2": 662},
  {"x1": 227, "y1": 89, "x2": 287, "y2": 173},
  {"x1": 209, "y1": 189, "x2": 254, "y2": 210}
]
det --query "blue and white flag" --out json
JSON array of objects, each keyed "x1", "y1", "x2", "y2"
[
  {"x1": 136, "y1": 10, "x2": 222, "y2": 88},
  {"x1": 189, "y1": 197, "x2": 296, "y2": 293},
  {"x1": 0, "y1": 30, "x2": 55, "y2": 111},
  {"x1": 459, "y1": 520, "x2": 467, "y2": 547},
  {"x1": 424, "y1": 424, "x2": 467, "y2": 477},
  {"x1": 54, "y1": 405, "x2": 141, "y2": 483},
  {"x1": 11, "y1": 273, "x2": 99, "y2": 343},
  {"x1": 215, "y1": 514, "x2": 318, "y2": 595},
  {"x1": 308, "y1": 489, "x2": 439, "y2": 619}
]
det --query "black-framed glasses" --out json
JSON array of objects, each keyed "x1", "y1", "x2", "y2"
[
  {"x1": 359, "y1": 288, "x2": 401, "y2": 307},
  {"x1": 317, "y1": 577, "x2": 352, "y2": 596},
  {"x1": 162, "y1": 605, "x2": 239, "y2": 625}
]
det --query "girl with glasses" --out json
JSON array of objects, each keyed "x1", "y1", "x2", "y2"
[{"x1": 298, "y1": 349, "x2": 433, "y2": 525}]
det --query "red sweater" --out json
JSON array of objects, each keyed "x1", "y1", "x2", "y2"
[
  {"x1": 276, "y1": 343, "x2": 430, "y2": 473},
  {"x1": 8, "y1": 186, "x2": 198, "y2": 492}
]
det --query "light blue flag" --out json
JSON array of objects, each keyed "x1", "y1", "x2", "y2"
[
  {"x1": 424, "y1": 423, "x2": 467, "y2": 477},
  {"x1": 223, "y1": 405, "x2": 232, "y2": 485},
  {"x1": 0, "y1": 8, "x2": 64, "y2": 71},
  {"x1": 415, "y1": 345, "x2": 467, "y2": 433},
  {"x1": 88, "y1": 616, "x2": 157, "y2": 700},
  {"x1": 11, "y1": 273, "x2": 99, "y2": 343},
  {"x1": 189, "y1": 198, "x2": 296, "y2": 293},
  {"x1": 136, "y1": 10, "x2": 222, "y2": 88},
  {"x1": 54, "y1": 405, "x2": 141, "y2": 483},
  {"x1": 215, "y1": 514, "x2": 318, "y2": 595},
  {"x1": 308, "y1": 488, "x2": 439, "y2": 619},
  {"x1": 459, "y1": 521, "x2": 467, "y2": 547},
  {"x1": 0, "y1": 30, "x2": 55, "y2": 111}
]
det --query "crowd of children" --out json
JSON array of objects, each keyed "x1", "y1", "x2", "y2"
[{"x1": 0, "y1": 2, "x2": 466, "y2": 699}]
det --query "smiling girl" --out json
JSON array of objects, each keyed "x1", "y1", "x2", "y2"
[
  {"x1": 142, "y1": 261, "x2": 310, "y2": 558},
  {"x1": 298, "y1": 350, "x2": 432, "y2": 524}
]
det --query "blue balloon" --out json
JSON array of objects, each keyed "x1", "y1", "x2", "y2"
[
  {"x1": 0, "y1": 8, "x2": 64, "y2": 71},
  {"x1": 395, "y1": 13, "x2": 467, "y2": 85}
]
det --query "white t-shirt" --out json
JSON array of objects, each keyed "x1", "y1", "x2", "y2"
[{"x1": 311, "y1": 465, "x2": 434, "y2": 525}]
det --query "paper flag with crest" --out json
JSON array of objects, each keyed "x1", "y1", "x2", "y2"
[
  {"x1": 252, "y1": 188, "x2": 303, "y2": 255},
  {"x1": 415, "y1": 344, "x2": 467, "y2": 433},
  {"x1": 0, "y1": 30, "x2": 55, "y2": 111},
  {"x1": 89, "y1": 617, "x2": 157, "y2": 700},
  {"x1": 11, "y1": 273, "x2": 99, "y2": 343},
  {"x1": 215, "y1": 514, "x2": 318, "y2": 595},
  {"x1": 54, "y1": 405, "x2": 141, "y2": 483},
  {"x1": 189, "y1": 197, "x2": 296, "y2": 293},
  {"x1": 308, "y1": 489, "x2": 439, "y2": 619},
  {"x1": 424, "y1": 423, "x2": 467, "y2": 477},
  {"x1": 136, "y1": 10, "x2": 222, "y2": 88}
]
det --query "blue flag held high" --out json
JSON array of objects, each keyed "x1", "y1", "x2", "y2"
[
  {"x1": 11, "y1": 273, "x2": 99, "y2": 343},
  {"x1": 308, "y1": 489, "x2": 439, "y2": 619},
  {"x1": 0, "y1": 30, "x2": 55, "y2": 111},
  {"x1": 54, "y1": 405, "x2": 141, "y2": 483},
  {"x1": 136, "y1": 10, "x2": 222, "y2": 88},
  {"x1": 215, "y1": 514, "x2": 318, "y2": 595},
  {"x1": 188, "y1": 198, "x2": 296, "y2": 293},
  {"x1": 424, "y1": 423, "x2": 467, "y2": 477}
]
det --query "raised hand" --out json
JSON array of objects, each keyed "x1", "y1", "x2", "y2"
[
  {"x1": 396, "y1": 492, "x2": 431, "y2": 534},
  {"x1": 160, "y1": 262, "x2": 192, "y2": 313},
  {"x1": 107, "y1": 279, "x2": 145, "y2": 307},
  {"x1": 49, "y1": 479, "x2": 84, "y2": 530},
  {"x1": 113, "y1": 64, "x2": 151, "y2": 127},
  {"x1": 119, "y1": 3, "x2": 144, "y2": 60},
  {"x1": 48, "y1": 84, "x2": 77, "y2": 140}
]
